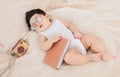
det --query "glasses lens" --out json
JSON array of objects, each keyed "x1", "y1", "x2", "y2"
[{"x1": 36, "y1": 16, "x2": 42, "y2": 22}]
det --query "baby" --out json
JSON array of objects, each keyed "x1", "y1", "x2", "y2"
[{"x1": 25, "y1": 8, "x2": 115, "y2": 65}]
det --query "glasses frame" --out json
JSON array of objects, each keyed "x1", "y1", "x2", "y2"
[{"x1": 30, "y1": 15, "x2": 43, "y2": 30}]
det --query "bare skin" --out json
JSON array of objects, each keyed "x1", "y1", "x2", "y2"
[{"x1": 30, "y1": 13, "x2": 115, "y2": 65}]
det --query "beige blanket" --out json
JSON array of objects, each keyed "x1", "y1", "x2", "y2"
[{"x1": 0, "y1": 0, "x2": 120, "y2": 77}]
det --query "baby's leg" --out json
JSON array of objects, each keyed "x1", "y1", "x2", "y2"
[
  {"x1": 64, "y1": 48, "x2": 101, "y2": 65},
  {"x1": 81, "y1": 34, "x2": 115, "y2": 61}
]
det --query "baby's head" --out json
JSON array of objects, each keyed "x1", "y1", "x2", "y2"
[{"x1": 25, "y1": 8, "x2": 51, "y2": 32}]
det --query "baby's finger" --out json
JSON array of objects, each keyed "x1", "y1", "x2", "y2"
[
  {"x1": 58, "y1": 34, "x2": 62, "y2": 37},
  {"x1": 74, "y1": 35, "x2": 77, "y2": 39}
]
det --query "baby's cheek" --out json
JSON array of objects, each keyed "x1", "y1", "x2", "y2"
[{"x1": 35, "y1": 28, "x2": 40, "y2": 32}]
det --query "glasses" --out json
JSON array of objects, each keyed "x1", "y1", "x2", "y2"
[{"x1": 30, "y1": 15, "x2": 43, "y2": 30}]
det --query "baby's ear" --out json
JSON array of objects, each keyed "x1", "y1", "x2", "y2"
[{"x1": 45, "y1": 14, "x2": 50, "y2": 19}]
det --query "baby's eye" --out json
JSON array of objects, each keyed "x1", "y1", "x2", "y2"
[
  {"x1": 31, "y1": 23, "x2": 36, "y2": 27},
  {"x1": 36, "y1": 15, "x2": 42, "y2": 23}
]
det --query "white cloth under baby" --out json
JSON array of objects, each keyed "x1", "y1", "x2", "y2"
[{"x1": 39, "y1": 19, "x2": 86, "y2": 55}]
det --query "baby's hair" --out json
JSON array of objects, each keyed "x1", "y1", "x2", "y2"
[{"x1": 25, "y1": 8, "x2": 46, "y2": 30}]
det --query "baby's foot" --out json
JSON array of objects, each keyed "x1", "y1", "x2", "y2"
[
  {"x1": 88, "y1": 53, "x2": 101, "y2": 62},
  {"x1": 101, "y1": 54, "x2": 116, "y2": 61}
]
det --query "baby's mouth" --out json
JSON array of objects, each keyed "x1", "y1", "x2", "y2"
[{"x1": 39, "y1": 24, "x2": 43, "y2": 28}]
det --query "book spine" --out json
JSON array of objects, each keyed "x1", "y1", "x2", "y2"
[{"x1": 57, "y1": 40, "x2": 70, "y2": 69}]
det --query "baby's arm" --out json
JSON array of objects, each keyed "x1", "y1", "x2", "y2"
[
  {"x1": 39, "y1": 34, "x2": 61, "y2": 51},
  {"x1": 60, "y1": 19, "x2": 84, "y2": 39}
]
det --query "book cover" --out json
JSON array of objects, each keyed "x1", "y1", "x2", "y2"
[{"x1": 44, "y1": 37, "x2": 70, "y2": 69}]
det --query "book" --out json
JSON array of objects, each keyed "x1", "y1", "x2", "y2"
[{"x1": 44, "y1": 37, "x2": 70, "y2": 69}]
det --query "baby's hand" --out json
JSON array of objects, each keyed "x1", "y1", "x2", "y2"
[
  {"x1": 50, "y1": 34, "x2": 62, "y2": 43},
  {"x1": 74, "y1": 32, "x2": 83, "y2": 39}
]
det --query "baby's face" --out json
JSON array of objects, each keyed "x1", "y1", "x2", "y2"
[{"x1": 30, "y1": 14, "x2": 51, "y2": 32}]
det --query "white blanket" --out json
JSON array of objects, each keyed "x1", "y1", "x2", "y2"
[{"x1": 0, "y1": 0, "x2": 120, "y2": 77}]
